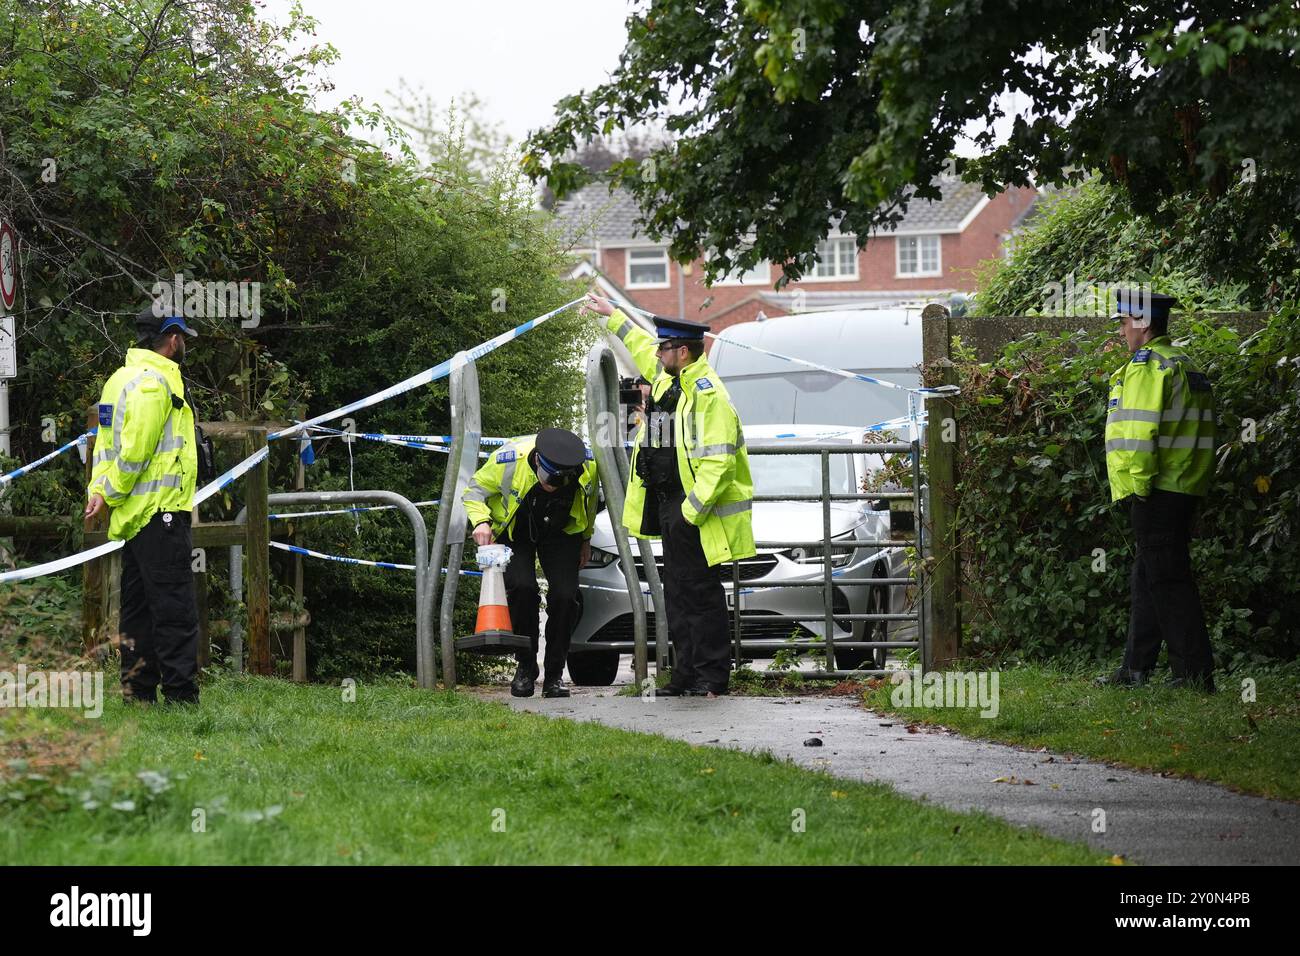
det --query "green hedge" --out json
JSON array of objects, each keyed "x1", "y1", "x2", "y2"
[
  {"x1": 948, "y1": 308, "x2": 1300, "y2": 668},
  {"x1": 0, "y1": 0, "x2": 592, "y2": 681}
]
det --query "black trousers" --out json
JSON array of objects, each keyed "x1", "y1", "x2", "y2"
[
  {"x1": 659, "y1": 493, "x2": 731, "y2": 690},
  {"x1": 1124, "y1": 490, "x2": 1214, "y2": 679},
  {"x1": 119, "y1": 510, "x2": 200, "y2": 703},
  {"x1": 499, "y1": 530, "x2": 583, "y2": 681}
]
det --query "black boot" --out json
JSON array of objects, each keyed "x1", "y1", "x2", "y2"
[
  {"x1": 541, "y1": 674, "x2": 570, "y2": 698},
  {"x1": 1094, "y1": 666, "x2": 1150, "y2": 688},
  {"x1": 511, "y1": 659, "x2": 538, "y2": 698}
]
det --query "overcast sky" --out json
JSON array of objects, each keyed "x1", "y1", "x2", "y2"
[
  {"x1": 260, "y1": 1, "x2": 1025, "y2": 160},
  {"x1": 262, "y1": 0, "x2": 633, "y2": 148}
]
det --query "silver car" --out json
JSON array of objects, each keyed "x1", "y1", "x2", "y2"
[{"x1": 565, "y1": 424, "x2": 913, "y2": 685}]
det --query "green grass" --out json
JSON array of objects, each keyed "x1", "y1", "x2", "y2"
[
  {"x1": 863, "y1": 662, "x2": 1300, "y2": 802},
  {"x1": 1, "y1": 673, "x2": 1107, "y2": 864}
]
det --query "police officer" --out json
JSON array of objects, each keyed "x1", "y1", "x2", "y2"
[
  {"x1": 583, "y1": 294, "x2": 755, "y2": 697},
  {"x1": 463, "y1": 428, "x2": 599, "y2": 698},
  {"x1": 85, "y1": 305, "x2": 201, "y2": 705},
  {"x1": 1100, "y1": 289, "x2": 1216, "y2": 692}
]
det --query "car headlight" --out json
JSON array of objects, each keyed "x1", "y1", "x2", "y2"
[
  {"x1": 784, "y1": 531, "x2": 856, "y2": 569},
  {"x1": 584, "y1": 546, "x2": 618, "y2": 568}
]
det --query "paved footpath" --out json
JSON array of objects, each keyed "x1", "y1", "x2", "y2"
[{"x1": 476, "y1": 686, "x2": 1300, "y2": 865}]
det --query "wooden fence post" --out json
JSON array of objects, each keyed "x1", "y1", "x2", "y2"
[
  {"x1": 923, "y1": 310, "x2": 962, "y2": 669},
  {"x1": 244, "y1": 426, "x2": 272, "y2": 675}
]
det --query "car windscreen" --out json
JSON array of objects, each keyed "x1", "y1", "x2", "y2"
[
  {"x1": 724, "y1": 372, "x2": 914, "y2": 427},
  {"x1": 747, "y1": 450, "x2": 855, "y2": 496}
]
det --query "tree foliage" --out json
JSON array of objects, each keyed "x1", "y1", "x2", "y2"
[
  {"x1": 523, "y1": 1, "x2": 1299, "y2": 304},
  {"x1": 0, "y1": 0, "x2": 590, "y2": 677},
  {"x1": 971, "y1": 177, "x2": 1293, "y2": 315}
]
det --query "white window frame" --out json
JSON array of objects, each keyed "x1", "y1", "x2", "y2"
[
  {"x1": 714, "y1": 255, "x2": 771, "y2": 286},
  {"x1": 625, "y1": 247, "x2": 671, "y2": 289},
  {"x1": 895, "y1": 234, "x2": 942, "y2": 278},
  {"x1": 803, "y1": 236, "x2": 859, "y2": 282}
]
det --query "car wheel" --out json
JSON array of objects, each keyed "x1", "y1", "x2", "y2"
[
  {"x1": 567, "y1": 651, "x2": 621, "y2": 686},
  {"x1": 834, "y1": 563, "x2": 889, "y2": 671}
]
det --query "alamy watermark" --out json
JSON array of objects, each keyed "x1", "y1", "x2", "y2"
[
  {"x1": 890, "y1": 667, "x2": 1000, "y2": 718},
  {"x1": 151, "y1": 273, "x2": 260, "y2": 328},
  {"x1": 0, "y1": 665, "x2": 104, "y2": 718},
  {"x1": 1040, "y1": 274, "x2": 1152, "y2": 318}
]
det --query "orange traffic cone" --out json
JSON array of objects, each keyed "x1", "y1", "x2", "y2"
[
  {"x1": 474, "y1": 557, "x2": 513, "y2": 636},
  {"x1": 461, "y1": 544, "x2": 530, "y2": 653}
]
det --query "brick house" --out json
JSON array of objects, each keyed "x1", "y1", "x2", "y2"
[{"x1": 552, "y1": 179, "x2": 1039, "y2": 335}]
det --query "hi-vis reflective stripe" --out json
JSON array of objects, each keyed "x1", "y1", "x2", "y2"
[
  {"x1": 686, "y1": 491, "x2": 752, "y2": 518},
  {"x1": 1106, "y1": 438, "x2": 1156, "y2": 453},
  {"x1": 117, "y1": 457, "x2": 150, "y2": 474},
  {"x1": 613, "y1": 317, "x2": 635, "y2": 341},
  {"x1": 464, "y1": 479, "x2": 490, "y2": 502},
  {"x1": 1158, "y1": 435, "x2": 1215, "y2": 450},
  {"x1": 688, "y1": 443, "x2": 739, "y2": 459},
  {"x1": 156, "y1": 413, "x2": 185, "y2": 453},
  {"x1": 1161, "y1": 407, "x2": 1215, "y2": 422},
  {"x1": 129, "y1": 474, "x2": 182, "y2": 495},
  {"x1": 1107, "y1": 409, "x2": 1161, "y2": 425}
]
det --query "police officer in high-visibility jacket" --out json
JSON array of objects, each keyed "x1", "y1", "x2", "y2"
[
  {"x1": 1100, "y1": 289, "x2": 1216, "y2": 692},
  {"x1": 464, "y1": 428, "x2": 599, "y2": 698},
  {"x1": 85, "y1": 306, "x2": 200, "y2": 704},
  {"x1": 584, "y1": 294, "x2": 755, "y2": 697}
]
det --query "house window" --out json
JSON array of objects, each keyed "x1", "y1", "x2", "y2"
[
  {"x1": 627, "y1": 248, "x2": 670, "y2": 288},
  {"x1": 806, "y1": 237, "x2": 858, "y2": 280},
  {"x1": 897, "y1": 235, "x2": 941, "y2": 277},
  {"x1": 715, "y1": 257, "x2": 771, "y2": 286}
]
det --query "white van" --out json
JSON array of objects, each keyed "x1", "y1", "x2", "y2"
[{"x1": 706, "y1": 309, "x2": 924, "y2": 431}]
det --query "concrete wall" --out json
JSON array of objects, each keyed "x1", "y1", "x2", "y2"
[{"x1": 922, "y1": 312, "x2": 1271, "y2": 365}]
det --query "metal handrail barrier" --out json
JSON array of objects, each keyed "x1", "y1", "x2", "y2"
[
  {"x1": 584, "y1": 341, "x2": 669, "y2": 685},
  {"x1": 429, "y1": 352, "x2": 481, "y2": 689},
  {"x1": 728, "y1": 440, "x2": 926, "y2": 679},
  {"x1": 231, "y1": 491, "x2": 433, "y2": 684}
]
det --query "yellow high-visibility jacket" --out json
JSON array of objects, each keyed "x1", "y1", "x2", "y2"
[
  {"x1": 463, "y1": 434, "x2": 599, "y2": 539},
  {"x1": 88, "y1": 348, "x2": 197, "y2": 541},
  {"x1": 1105, "y1": 336, "x2": 1216, "y2": 501},
  {"x1": 606, "y1": 310, "x2": 756, "y2": 567}
]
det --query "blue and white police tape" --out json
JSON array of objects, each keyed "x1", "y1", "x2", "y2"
[
  {"x1": 270, "y1": 500, "x2": 441, "y2": 521},
  {"x1": 270, "y1": 541, "x2": 415, "y2": 571},
  {"x1": 270, "y1": 296, "x2": 586, "y2": 442},
  {"x1": 194, "y1": 444, "x2": 269, "y2": 506},
  {"x1": 268, "y1": 541, "x2": 485, "y2": 578},
  {"x1": 301, "y1": 424, "x2": 452, "y2": 453},
  {"x1": 307, "y1": 427, "x2": 511, "y2": 447},
  {"x1": 1, "y1": 431, "x2": 95, "y2": 486},
  {"x1": 306, "y1": 424, "x2": 637, "y2": 453},
  {"x1": 0, "y1": 443, "x2": 271, "y2": 584},
  {"x1": 615, "y1": 302, "x2": 959, "y2": 398}
]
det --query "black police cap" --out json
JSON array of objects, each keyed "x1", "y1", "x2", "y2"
[
  {"x1": 1113, "y1": 289, "x2": 1178, "y2": 322},
  {"x1": 534, "y1": 428, "x2": 586, "y2": 472},
  {"x1": 652, "y1": 316, "x2": 709, "y2": 343}
]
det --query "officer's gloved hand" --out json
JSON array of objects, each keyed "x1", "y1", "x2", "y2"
[{"x1": 582, "y1": 293, "x2": 615, "y2": 319}]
